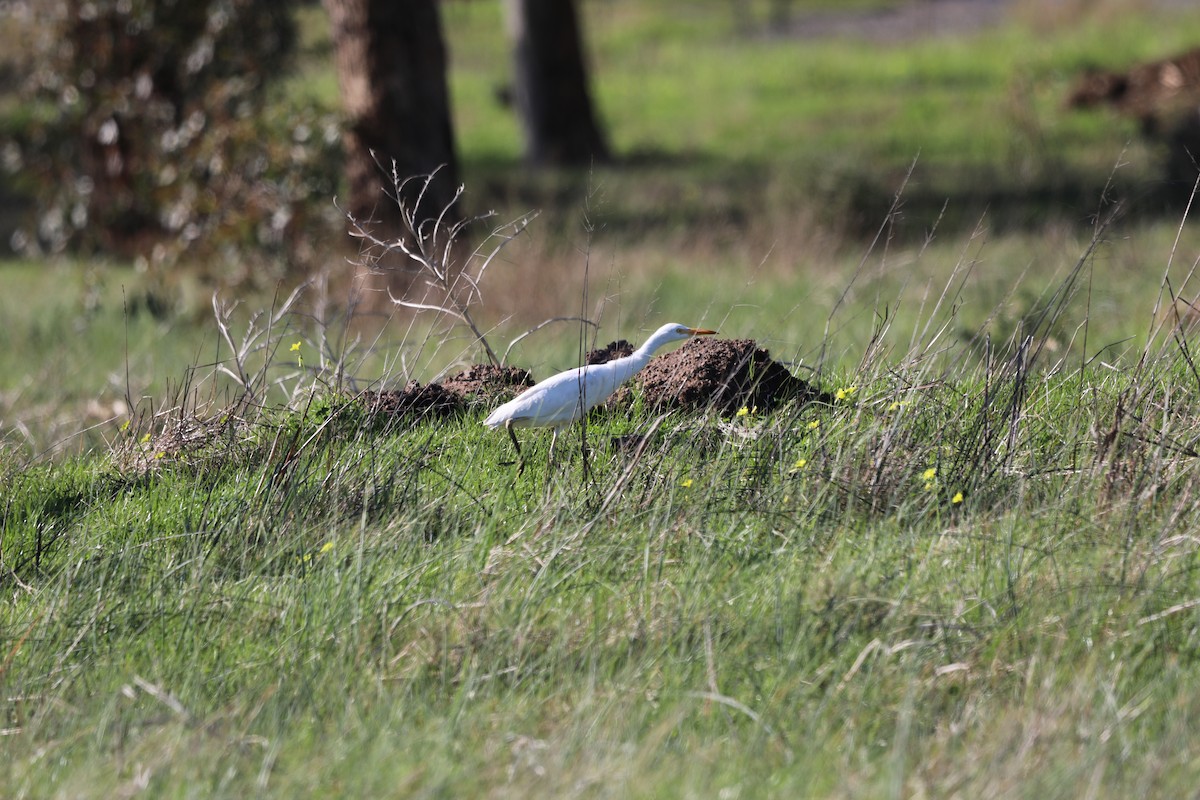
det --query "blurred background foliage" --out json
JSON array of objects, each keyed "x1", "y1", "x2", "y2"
[
  {"x1": 2, "y1": 0, "x2": 342, "y2": 291},
  {"x1": 1, "y1": 0, "x2": 1199, "y2": 306}
]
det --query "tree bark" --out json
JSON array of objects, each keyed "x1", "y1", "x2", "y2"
[
  {"x1": 323, "y1": 0, "x2": 460, "y2": 237},
  {"x1": 504, "y1": 0, "x2": 611, "y2": 167}
]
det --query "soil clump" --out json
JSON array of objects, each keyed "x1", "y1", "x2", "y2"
[
  {"x1": 363, "y1": 382, "x2": 463, "y2": 421},
  {"x1": 362, "y1": 336, "x2": 826, "y2": 424},
  {"x1": 439, "y1": 365, "x2": 534, "y2": 403},
  {"x1": 631, "y1": 337, "x2": 830, "y2": 414},
  {"x1": 363, "y1": 364, "x2": 534, "y2": 423},
  {"x1": 586, "y1": 340, "x2": 635, "y2": 364}
]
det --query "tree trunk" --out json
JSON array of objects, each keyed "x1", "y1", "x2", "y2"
[
  {"x1": 504, "y1": 0, "x2": 611, "y2": 167},
  {"x1": 323, "y1": 0, "x2": 460, "y2": 238}
]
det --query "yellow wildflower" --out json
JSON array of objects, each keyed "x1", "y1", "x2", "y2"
[
  {"x1": 952, "y1": 491, "x2": 964, "y2": 504},
  {"x1": 736, "y1": 406, "x2": 750, "y2": 417},
  {"x1": 807, "y1": 420, "x2": 820, "y2": 430},
  {"x1": 922, "y1": 467, "x2": 938, "y2": 492},
  {"x1": 835, "y1": 386, "x2": 857, "y2": 401},
  {"x1": 680, "y1": 478, "x2": 694, "y2": 488}
]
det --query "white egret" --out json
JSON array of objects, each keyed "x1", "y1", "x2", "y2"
[{"x1": 483, "y1": 323, "x2": 717, "y2": 469}]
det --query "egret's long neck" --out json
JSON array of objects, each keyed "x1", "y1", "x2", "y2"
[
  {"x1": 604, "y1": 349, "x2": 652, "y2": 384},
  {"x1": 633, "y1": 331, "x2": 675, "y2": 361},
  {"x1": 598, "y1": 335, "x2": 671, "y2": 385},
  {"x1": 592, "y1": 332, "x2": 665, "y2": 379}
]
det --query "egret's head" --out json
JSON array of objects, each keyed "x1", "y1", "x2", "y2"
[
  {"x1": 668, "y1": 324, "x2": 717, "y2": 340},
  {"x1": 640, "y1": 323, "x2": 718, "y2": 355}
]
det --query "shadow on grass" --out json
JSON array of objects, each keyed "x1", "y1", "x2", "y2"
[{"x1": 463, "y1": 149, "x2": 1196, "y2": 249}]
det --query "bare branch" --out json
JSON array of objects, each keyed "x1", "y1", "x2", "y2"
[
  {"x1": 389, "y1": 298, "x2": 468, "y2": 321},
  {"x1": 335, "y1": 165, "x2": 536, "y2": 369},
  {"x1": 212, "y1": 293, "x2": 251, "y2": 390}
]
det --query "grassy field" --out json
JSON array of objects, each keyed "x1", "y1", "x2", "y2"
[
  {"x1": 7, "y1": 1, "x2": 1200, "y2": 797},
  {"x1": 7, "y1": 250, "x2": 1200, "y2": 796}
]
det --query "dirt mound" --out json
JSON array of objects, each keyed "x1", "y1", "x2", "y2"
[
  {"x1": 440, "y1": 364, "x2": 534, "y2": 402},
  {"x1": 364, "y1": 381, "x2": 463, "y2": 421},
  {"x1": 634, "y1": 337, "x2": 830, "y2": 415},
  {"x1": 586, "y1": 340, "x2": 635, "y2": 364},
  {"x1": 363, "y1": 365, "x2": 534, "y2": 424},
  {"x1": 360, "y1": 338, "x2": 824, "y2": 424}
]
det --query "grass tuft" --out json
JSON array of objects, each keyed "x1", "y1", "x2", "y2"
[{"x1": 8, "y1": 193, "x2": 1200, "y2": 794}]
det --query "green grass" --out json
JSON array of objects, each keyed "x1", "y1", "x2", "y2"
[
  {"x1": 0, "y1": 260, "x2": 210, "y2": 457},
  {"x1": 8, "y1": 2, "x2": 1200, "y2": 795},
  {"x1": 5, "y1": 171, "x2": 1200, "y2": 462},
  {"x1": 443, "y1": 1, "x2": 1200, "y2": 211},
  {"x1": 7, "y1": 254, "x2": 1200, "y2": 795}
]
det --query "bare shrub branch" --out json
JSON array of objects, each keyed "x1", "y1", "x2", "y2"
[{"x1": 341, "y1": 166, "x2": 538, "y2": 368}]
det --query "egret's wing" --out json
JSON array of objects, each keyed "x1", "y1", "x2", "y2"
[
  {"x1": 482, "y1": 368, "x2": 585, "y2": 429},
  {"x1": 482, "y1": 360, "x2": 642, "y2": 430}
]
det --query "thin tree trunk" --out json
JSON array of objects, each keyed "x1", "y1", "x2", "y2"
[
  {"x1": 324, "y1": 0, "x2": 460, "y2": 237},
  {"x1": 504, "y1": 0, "x2": 610, "y2": 166}
]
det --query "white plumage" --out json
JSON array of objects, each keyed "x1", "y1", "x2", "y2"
[{"x1": 484, "y1": 322, "x2": 717, "y2": 467}]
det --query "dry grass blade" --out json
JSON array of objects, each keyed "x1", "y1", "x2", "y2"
[{"x1": 502, "y1": 317, "x2": 599, "y2": 366}]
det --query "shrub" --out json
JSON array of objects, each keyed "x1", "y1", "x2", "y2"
[{"x1": 5, "y1": 0, "x2": 341, "y2": 288}]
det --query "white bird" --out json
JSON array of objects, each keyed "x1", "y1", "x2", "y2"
[{"x1": 483, "y1": 322, "x2": 717, "y2": 469}]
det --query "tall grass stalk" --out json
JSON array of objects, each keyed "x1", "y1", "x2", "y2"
[{"x1": 5, "y1": 190, "x2": 1200, "y2": 797}]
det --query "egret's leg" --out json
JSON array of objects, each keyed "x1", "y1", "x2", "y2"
[
  {"x1": 547, "y1": 428, "x2": 559, "y2": 469},
  {"x1": 504, "y1": 418, "x2": 522, "y2": 457},
  {"x1": 505, "y1": 419, "x2": 526, "y2": 475}
]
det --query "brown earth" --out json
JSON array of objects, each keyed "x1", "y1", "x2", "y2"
[
  {"x1": 439, "y1": 365, "x2": 535, "y2": 402},
  {"x1": 628, "y1": 337, "x2": 831, "y2": 415},
  {"x1": 362, "y1": 337, "x2": 827, "y2": 424},
  {"x1": 362, "y1": 364, "x2": 533, "y2": 423},
  {"x1": 363, "y1": 381, "x2": 464, "y2": 421},
  {"x1": 586, "y1": 340, "x2": 635, "y2": 364}
]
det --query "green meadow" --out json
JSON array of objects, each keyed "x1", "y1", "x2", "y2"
[{"x1": 6, "y1": 2, "x2": 1200, "y2": 796}]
